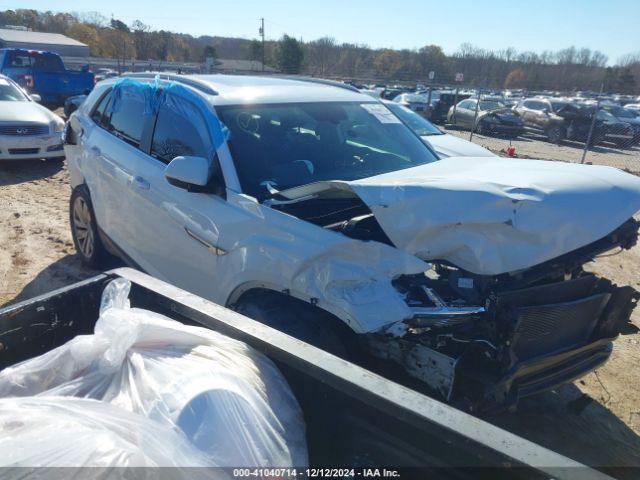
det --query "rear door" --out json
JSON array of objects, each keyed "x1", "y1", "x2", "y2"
[{"x1": 95, "y1": 89, "x2": 154, "y2": 260}]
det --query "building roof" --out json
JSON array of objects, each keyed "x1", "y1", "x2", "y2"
[
  {"x1": 0, "y1": 28, "x2": 87, "y2": 48},
  {"x1": 213, "y1": 58, "x2": 276, "y2": 73}
]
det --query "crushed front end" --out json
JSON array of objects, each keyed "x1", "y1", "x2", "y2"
[{"x1": 365, "y1": 219, "x2": 640, "y2": 410}]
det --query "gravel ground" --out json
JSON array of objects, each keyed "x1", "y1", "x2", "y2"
[{"x1": 0, "y1": 130, "x2": 639, "y2": 474}]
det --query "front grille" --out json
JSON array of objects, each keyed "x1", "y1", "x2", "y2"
[
  {"x1": 8, "y1": 148, "x2": 40, "y2": 155},
  {"x1": 0, "y1": 124, "x2": 49, "y2": 136},
  {"x1": 512, "y1": 293, "x2": 609, "y2": 360}
]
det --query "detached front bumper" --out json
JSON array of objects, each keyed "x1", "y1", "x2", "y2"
[{"x1": 0, "y1": 134, "x2": 64, "y2": 160}]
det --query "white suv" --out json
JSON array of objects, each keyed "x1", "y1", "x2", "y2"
[{"x1": 65, "y1": 74, "x2": 640, "y2": 409}]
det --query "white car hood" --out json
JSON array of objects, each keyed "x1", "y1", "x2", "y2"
[
  {"x1": 280, "y1": 157, "x2": 640, "y2": 275},
  {"x1": 423, "y1": 133, "x2": 496, "y2": 158},
  {"x1": 0, "y1": 101, "x2": 55, "y2": 124}
]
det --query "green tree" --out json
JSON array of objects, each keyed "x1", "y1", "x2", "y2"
[
  {"x1": 202, "y1": 45, "x2": 217, "y2": 61},
  {"x1": 276, "y1": 35, "x2": 304, "y2": 74},
  {"x1": 247, "y1": 39, "x2": 263, "y2": 62}
]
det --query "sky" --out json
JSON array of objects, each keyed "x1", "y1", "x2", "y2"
[{"x1": 6, "y1": 0, "x2": 640, "y2": 64}]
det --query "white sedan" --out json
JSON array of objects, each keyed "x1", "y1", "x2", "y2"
[
  {"x1": 383, "y1": 100, "x2": 495, "y2": 157},
  {"x1": 0, "y1": 75, "x2": 65, "y2": 162}
]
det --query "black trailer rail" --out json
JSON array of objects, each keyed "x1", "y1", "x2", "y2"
[{"x1": 0, "y1": 268, "x2": 612, "y2": 480}]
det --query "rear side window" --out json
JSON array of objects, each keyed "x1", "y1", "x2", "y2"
[
  {"x1": 151, "y1": 96, "x2": 211, "y2": 164},
  {"x1": 91, "y1": 92, "x2": 113, "y2": 127},
  {"x1": 108, "y1": 93, "x2": 146, "y2": 148}
]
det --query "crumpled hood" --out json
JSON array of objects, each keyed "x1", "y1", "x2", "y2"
[
  {"x1": 343, "y1": 157, "x2": 640, "y2": 275},
  {"x1": 424, "y1": 133, "x2": 496, "y2": 158},
  {"x1": 0, "y1": 101, "x2": 56, "y2": 125}
]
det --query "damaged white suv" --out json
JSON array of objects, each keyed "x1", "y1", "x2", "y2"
[{"x1": 65, "y1": 74, "x2": 640, "y2": 409}]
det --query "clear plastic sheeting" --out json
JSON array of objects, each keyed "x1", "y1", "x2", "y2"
[
  {"x1": 0, "y1": 278, "x2": 308, "y2": 468},
  {"x1": 0, "y1": 396, "x2": 219, "y2": 472}
]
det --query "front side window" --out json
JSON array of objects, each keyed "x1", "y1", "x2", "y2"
[
  {"x1": 0, "y1": 78, "x2": 28, "y2": 101},
  {"x1": 151, "y1": 96, "x2": 211, "y2": 164},
  {"x1": 217, "y1": 101, "x2": 439, "y2": 199},
  {"x1": 107, "y1": 92, "x2": 145, "y2": 148}
]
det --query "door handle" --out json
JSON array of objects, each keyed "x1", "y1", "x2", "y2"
[
  {"x1": 132, "y1": 176, "x2": 150, "y2": 190},
  {"x1": 184, "y1": 227, "x2": 226, "y2": 256}
]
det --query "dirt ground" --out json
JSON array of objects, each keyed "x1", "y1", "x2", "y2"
[{"x1": 0, "y1": 135, "x2": 639, "y2": 473}]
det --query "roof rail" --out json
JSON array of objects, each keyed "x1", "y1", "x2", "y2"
[
  {"x1": 122, "y1": 72, "x2": 218, "y2": 95},
  {"x1": 274, "y1": 75, "x2": 361, "y2": 93}
]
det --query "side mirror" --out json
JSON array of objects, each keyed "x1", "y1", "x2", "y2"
[
  {"x1": 165, "y1": 156, "x2": 210, "y2": 190},
  {"x1": 30, "y1": 93, "x2": 42, "y2": 103},
  {"x1": 542, "y1": 107, "x2": 550, "y2": 114},
  {"x1": 81, "y1": 64, "x2": 90, "y2": 73}
]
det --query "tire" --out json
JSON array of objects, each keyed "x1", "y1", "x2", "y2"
[
  {"x1": 475, "y1": 121, "x2": 486, "y2": 135},
  {"x1": 233, "y1": 290, "x2": 359, "y2": 361},
  {"x1": 546, "y1": 125, "x2": 565, "y2": 144},
  {"x1": 69, "y1": 185, "x2": 109, "y2": 268}
]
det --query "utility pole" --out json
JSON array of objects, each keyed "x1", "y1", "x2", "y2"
[{"x1": 259, "y1": 18, "x2": 265, "y2": 72}]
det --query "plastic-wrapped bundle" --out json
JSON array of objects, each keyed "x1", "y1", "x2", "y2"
[
  {"x1": 0, "y1": 279, "x2": 307, "y2": 467},
  {"x1": 0, "y1": 396, "x2": 220, "y2": 473}
]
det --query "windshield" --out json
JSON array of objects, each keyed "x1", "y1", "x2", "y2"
[
  {"x1": 217, "y1": 101, "x2": 439, "y2": 199},
  {"x1": 385, "y1": 102, "x2": 443, "y2": 136},
  {"x1": 0, "y1": 78, "x2": 28, "y2": 101},
  {"x1": 479, "y1": 100, "x2": 504, "y2": 111}
]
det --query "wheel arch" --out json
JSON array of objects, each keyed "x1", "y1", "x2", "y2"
[{"x1": 226, "y1": 281, "x2": 361, "y2": 333}]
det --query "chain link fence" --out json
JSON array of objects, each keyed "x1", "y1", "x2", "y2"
[{"x1": 402, "y1": 85, "x2": 640, "y2": 175}]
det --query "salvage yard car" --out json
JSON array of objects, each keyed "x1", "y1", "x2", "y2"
[
  {"x1": 514, "y1": 97, "x2": 603, "y2": 144},
  {"x1": 65, "y1": 74, "x2": 640, "y2": 410},
  {"x1": 0, "y1": 73, "x2": 65, "y2": 162},
  {"x1": 447, "y1": 98, "x2": 524, "y2": 136}
]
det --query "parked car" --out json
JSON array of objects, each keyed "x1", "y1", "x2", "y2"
[
  {"x1": 601, "y1": 104, "x2": 640, "y2": 145},
  {"x1": 513, "y1": 98, "x2": 603, "y2": 144},
  {"x1": 383, "y1": 100, "x2": 495, "y2": 157},
  {"x1": 0, "y1": 74, "x2": 65, "y2": 162},
  {"x1": 0, "y1": 48, "x2": 94, "y2": 108},
  {"x1": 624, "y1": 103, "x2": 640, "y2": 116},
  {"x1": 65, "y1": 74, "x2": 640, "y2": 410},
  {"x1": 429, "y1": 91, "x2": 471, "y2": 124},
  {"x1": 64, "y1": 93, "x2": 89, "y2": 118},
  {"x1": 596, "y1": 109, "x2": 637, "y2": 148},
  {"x1": 392, "y1": 93, "x2": 431, "y2": 116},
  {"x1": 447, "y1": 98, "x2": 524, "y2": 136}
]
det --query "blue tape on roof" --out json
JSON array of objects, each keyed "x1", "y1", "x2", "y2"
[{"x1": 109, "y1": 76, "x2": 230, "y2": 152}]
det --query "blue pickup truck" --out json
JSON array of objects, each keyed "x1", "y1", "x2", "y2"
[{"x1": 0, "y1": 48, "x2": 94, "y2": 108}]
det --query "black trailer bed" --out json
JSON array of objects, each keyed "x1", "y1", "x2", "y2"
[{"x1": 0, "y1": 268, "x2": 611, "y2": 480}]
